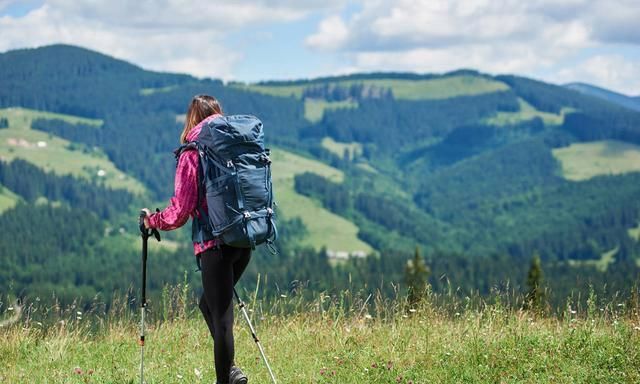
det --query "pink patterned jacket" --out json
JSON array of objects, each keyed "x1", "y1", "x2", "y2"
[{"x1": 148, "y1": 114, "x2": 220, "y2": 255}]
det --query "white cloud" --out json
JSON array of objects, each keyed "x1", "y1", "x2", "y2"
[
  {"x1": 305, "y1": 15, "x2": 349, "y2": 51},
  {"x1": 305, "y1": 0, "x2": 640, "y2": 93},
  {"x1": 0, "y1": 0, "x2": 346, "y2": 80},
  {"x1": 552, "y1": 55, "x2": 640, "y2": 96}
]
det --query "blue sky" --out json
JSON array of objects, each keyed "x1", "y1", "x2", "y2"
[{"x1": 1, "y1": 0, "x2": 639, "y2": 95}]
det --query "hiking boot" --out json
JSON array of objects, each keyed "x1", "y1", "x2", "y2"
[{"x1": 229, "y1": 366, "x2": 248, "y2": 384}]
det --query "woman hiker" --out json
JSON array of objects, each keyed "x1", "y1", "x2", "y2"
[{"x1": 142, "y1": 94, "x2": 250, "y2": 384}]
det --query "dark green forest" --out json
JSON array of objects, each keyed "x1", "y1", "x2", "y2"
[{"x1": 1, "y1": 44, "x2": 639, "y2": 311}]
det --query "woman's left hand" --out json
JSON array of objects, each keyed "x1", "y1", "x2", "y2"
[{"x1": 141, "y1": 208, "x2": 152, "y2": 229}]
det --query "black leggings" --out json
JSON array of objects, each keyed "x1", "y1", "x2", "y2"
[{"x1": 198, "y1": 245, "x2": 251, "y2": 384}]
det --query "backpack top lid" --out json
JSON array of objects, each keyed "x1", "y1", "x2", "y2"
[{"x1": 199, "y1": 115, "x2": 264, "y2": 159}]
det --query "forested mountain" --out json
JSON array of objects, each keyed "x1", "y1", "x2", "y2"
[
  {"x1": 565, "y1": 82, "x2": 640, "y2": 112},
  {"x1": 1, "y1": 44, "x2": 639, "y2": 309}
]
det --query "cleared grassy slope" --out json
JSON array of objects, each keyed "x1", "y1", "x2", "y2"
[
  {"x1": 483, "y1": 97, "x2": 573, "y2": 126},
  {"x1": 271, "y1": 148, "x2": 373, "y2": 253},
  {"x1": 0, "y1": 184, "x2": 20, "y2": 213},
  {"x1": 0, "y1": 107, "x2": 145, "y2": 194},
  {"x1": 552, "y1": 140, "x2": 640, "y2": 181},
  {"x1": 236, "y1": 75, "x2": 509, "y2": 101},
  {"x1": 304, "y1": 99, "x2": 358, "y2": 122},
  {"x1": 321, "y1": 137, "x2": 363, "y2": 160}
]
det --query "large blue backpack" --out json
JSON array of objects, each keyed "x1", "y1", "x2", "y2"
[{"x1": 178, "y1": 115, "x2": 277, "y2": 251}]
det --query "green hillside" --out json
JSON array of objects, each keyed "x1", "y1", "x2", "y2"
[
  {"x1": 321, "y1": 137, "x2": 363, "y2": 160},
  {"x1": 2, "y1": 45, "x2": 640, "y2": 307},
  {"x1": 304, "y1": 99, "x2": 358, "y2": 122},
  {"x1": 271, "y1": 148, "x2": 372, "y2": 253},
  {"x1": 236, "y1": 74, "x2": 509, "y2": 101},
  {"x1": 484, "y1": 98, "x2": 571, "y2": 126},
  {"x1": 565, "y1": 82, "x2": 640, "y2": 112},
  {"x1": 0, "y1": 108, "x2": 146, "y2": 194},
  {"x1": 553, "y1": 140, "x2": 640, "y2": 181},
  {"x1": 0, "y1": 184, "x2": 20, "y2": 213}
]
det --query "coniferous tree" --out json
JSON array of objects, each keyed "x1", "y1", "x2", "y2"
[
  {"x1": 405, "y1": 246, "x2": 430, "y2": 306},
  {"x1": 525, "y1": 252, "x2": 545, "y2": 311}
]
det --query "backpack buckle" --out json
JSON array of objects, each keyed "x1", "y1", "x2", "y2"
[
  {"x1": 266, "y1": 207, "x2": 273, "y2": 215},
  {"x1": 243, "y1": 211, "x2": 251, "y2": 219},
  {"x1": 227, "y1": 160, "x2": 234, "y2": 168}
]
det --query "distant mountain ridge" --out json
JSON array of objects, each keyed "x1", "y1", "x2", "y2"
[{"x1": 564, "y1": 82, "x2": 640, "y2": 112}]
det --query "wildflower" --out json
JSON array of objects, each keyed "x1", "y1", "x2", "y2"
[
  {"x1": 364, "y1": 314, "x2": 372, "y2": 320},
  {"x1": 387, "y1": 361, "x2": 393, "y2": 370},
  {"x1": 194, "y1": 368, "x2": 202, "y2": 379},
  {"x1": 396, "y1": 375, "x2": 403, "y2": 382},
  {"x1": 88, "y1": 369, "x2": 94, "y2": 375},
  {"x1": 74, "y1": 367, "x2": 82, "y2": 375},
  {"x1": 320, "y1": 368, "x2": 326, "y2": 376},
  {"x1": 409, "y1": 308, "x2": 417, "y2": 313},
  {"x1": 371, "y1": 362, "x2": 378, "y2": 369},
  {"x1": 177, "y1": 373, "x2": 183, "y2": 379}
]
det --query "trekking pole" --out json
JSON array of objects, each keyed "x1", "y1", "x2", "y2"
[
  {"x1": 233, "y1": 288, "x2": 277, "y2": 384},
  {"x1": 138, "y1": 210, "x2": 160, "y2": 384}
]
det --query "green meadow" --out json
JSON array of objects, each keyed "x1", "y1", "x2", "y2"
[
  {"x1": 235, "y1": 75, "x2": 509, "y2": 101},
  {"x1": 0, "y1": 184, "x2": 20, "y2": 213},
  {"x1": 484, "y1": 98, "x2": 571, "y2": 126},
  {"x1": 271, "y1": 148, "x2": 372, "y2": 253},
  {"x1": 304, "y1": 99, "x2": 358, "y2": 123},
  {"x1": 321, "y1": 137, "x2": 363, "y2": 160},
  {"x1": 2, "y1": 289, "x2": 638, "y2": 383},
  {"x1": 552, "y1": 140, "x2": 640, "y2": 181},
  {"x1": 0, "y1": 108, "x2": 146, "y2": 195}
]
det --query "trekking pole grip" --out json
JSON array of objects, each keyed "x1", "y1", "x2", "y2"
[{"x1": 139, "y1": 209, "x2": 161, "y2": 241}]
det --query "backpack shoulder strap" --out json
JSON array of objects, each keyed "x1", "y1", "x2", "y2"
[
  {"x1": 174, "y1": 141, "x2": 199, "y2": 165},
  {"x1": 173, "y1": 141, "x2": 212, "y2": 244}
]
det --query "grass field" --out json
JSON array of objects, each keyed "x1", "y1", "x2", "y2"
[
  {"x1": 236, "y1": 75, "x2": 509, "y2": 101},
  {"x1": 0, "y1": 184, "x2": 20, "y2": 213},
  {"x1": 0, "y1": 108, "x2": 146, "y2": 195},
  {"x1": 271, "y1": 148, "x2": 372, "y2": 253},
  {"x1": 630, "y1": 223, "x2": 640, "y2": 242},
  {"x1": 304, "y1": 99, "x2": 358, "y2": 123},
  {"x1": 484, "y1": 98, "x2": 570, "y2": 126},
  {"x1": 567, "y1": 247, "x2": 618, "y2": 272},
  {"x1": 321, "y1": 137, "x2": 363, "y2": 160},
  {"x1": 140, "y1": 85, "x2": 179, "y2": 96},
  {"x1": 1, "y1": 290, "x2": 638, "y2": 383},
  {"x1": 552, "y1": 140, "x2": 640, "y2": 181}
]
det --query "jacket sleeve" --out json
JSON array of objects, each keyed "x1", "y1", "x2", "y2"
[{"x1": 148, "y1": 151, "x2": 200, "y2": 231}]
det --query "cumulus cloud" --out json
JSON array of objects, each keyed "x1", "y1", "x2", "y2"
[
  {"x1": 552, "y1": 55, "x2": 640, "y2": 96},
  {"x1": 305, "y1": 15, "x2": 349, "y2": 51},
  {"x1": 0, "y1": 0, "x2": 345, "y2": 80},
  {"x1": 306, "y1": 0, "x2": 640, "y2": 94}
]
